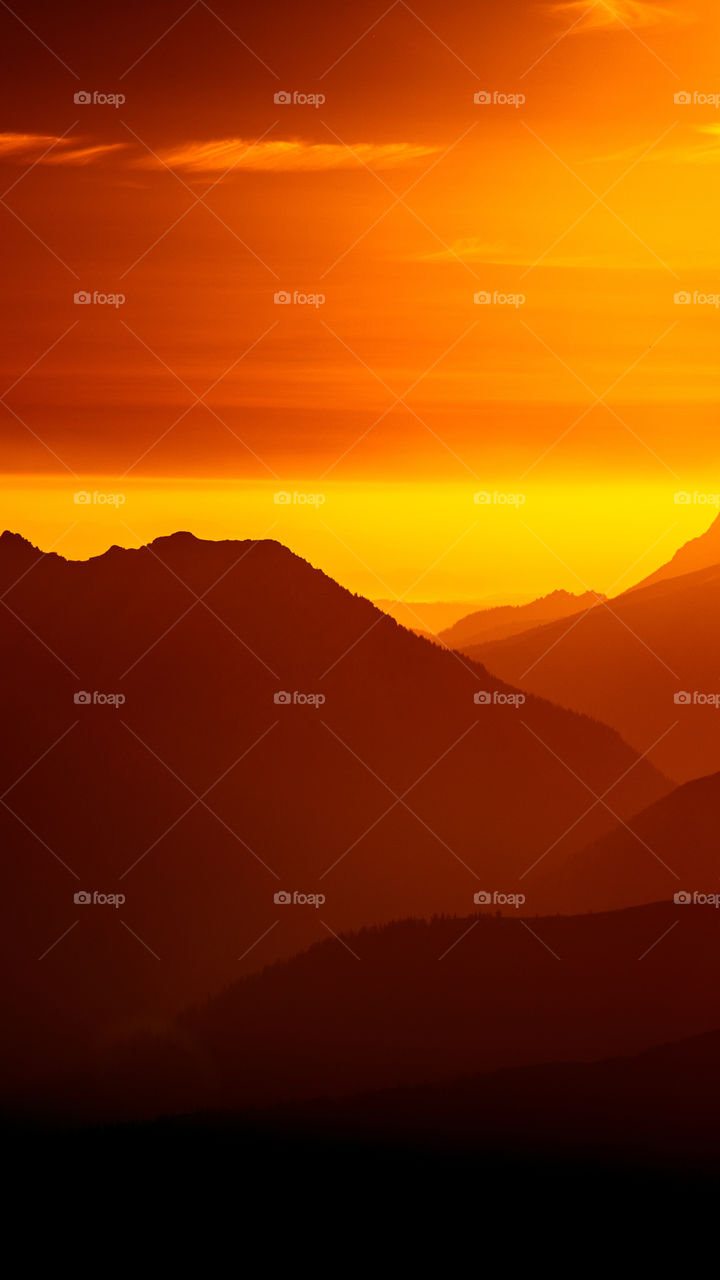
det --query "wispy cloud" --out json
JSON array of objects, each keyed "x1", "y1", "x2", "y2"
[
  {"x1": 417, "y1": 238, "x2": 665, "y2": 270},
  {"x1": 136, "y1": 138, "x2": 440, "y2": 174},
  {"x1": 417, "y1": 223, "x2": 720, "y2": 271},
  {"x1": 548, "y1": 1, "x2": 690, "y2": 30},
  {"x1": 680, "y1": 123, "x2": 720, "y2": 161},
  {"x1": 418, "y1": 240, "x2": 526, "y2": 266},
  {"x1": 625, "y1": 124, "x2": 720, "y2": 165},
  {"x1": 0, "y1": 132, "x2": 128, "y2": 165},
  {"x1": 44, "y1": 143, "x2": 129, "y2": 165},
  {"x1": 0, "y1": 131, "x2": 438, "y2": 176}
]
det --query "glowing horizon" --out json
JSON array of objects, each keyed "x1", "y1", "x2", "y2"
[
  {"x1": 3, "y1": 0, "x2": 720, "y2": 598},
  {"x1": 2, "y1": 473, "x2": 717, "y2": 605}
]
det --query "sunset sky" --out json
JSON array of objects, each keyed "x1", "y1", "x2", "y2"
[{"x1": 3, "y1": 0, "x2": 720, "y2": 600}]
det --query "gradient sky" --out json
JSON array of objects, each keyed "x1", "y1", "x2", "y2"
[{"x1": 2, "y1": 0, "x2": 720, "y2": 599}]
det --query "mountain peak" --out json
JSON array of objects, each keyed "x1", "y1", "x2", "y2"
[
  {"x1": 148, "y1": 530, "x2": 201, "y2": 549},
  {"x1": 0, "y1": 530, "x2": 39, "y2": 552},
  {"x1": 0, "y1": 530, "x2": 51, "y2": 572}
]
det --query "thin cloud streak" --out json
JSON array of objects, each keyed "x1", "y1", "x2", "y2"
[
  {"x1": 548, "y1": 1, "x2": 691, "y2": 31},
  {"x1": 135, "y1": 138, "x2": 440, "y2": 174},
  {"x1": 0, "y1": 132, "x2": 129, "y2": 165}
]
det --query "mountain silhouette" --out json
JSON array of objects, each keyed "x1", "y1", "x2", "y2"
[
  {"x1": 13, "y1": 1029, "x2": 720, "y2": 1205},
  {"x1": 555, "y1": 769, "x2": 720, "y2": 913},
  {"x1": 373, "y1": 598, "x2": 495, "y2": 632},
  {"x1": 630, "y1": 508, "x2": 720, "y2": 592},
  {"x1": 241, "y1": 1025, "x2": 720, "y2": 1176},
  {"x1": 28, "y1": 902, "x2": 720, "y2": 1122},
  {"x1": 437, "y1": 588, "x2": 605, "y2": 650},
  {"x1": 0, "y1": 530, "x2": 669, "y2": 1083},
  {"x1": 461, "y1": 560, "x2": 720, "y2": 782}
]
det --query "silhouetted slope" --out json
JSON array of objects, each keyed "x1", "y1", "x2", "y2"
[
  {"x1": 438, "y1": 588, "x2": 604, "y2": 649},
  {"x1": 0, "y1": 530, "x2": 669, "y2": 1081},
  {"x1": 554, "y1": 769, "x2": 720, "y2": 913},
  {"x1": 35, "y1": 902, "x2": 720, "y2": 1121},
  {"x1": 251, "y1": 1026, "x2": 720, "y2": 1175},
  {"x1": 630, "y1": 510, "x2": 720, "y2": 592},
  {"x1": 464, "y1": 560, "x2": 720, "y2": 781},
  {"x1": 373, "y1": 598, "x2": 498, "y2": 632}
]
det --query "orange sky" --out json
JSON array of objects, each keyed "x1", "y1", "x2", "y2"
[{"x1": 2, "y1": 0, "x2": 720, "y2": 598}]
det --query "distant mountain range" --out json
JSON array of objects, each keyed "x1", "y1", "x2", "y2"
[
  {"x1": 554, "y1": 768, "x2": 720, "y2": 912},
  {"x1": 0, "y1": 529, "x2": 670, "y2": 1088},
  {"x1": 437, "y1": 589, "x2": 605, "y2": 650},
  {"x1": 462, "y1": 560, "x2": 720, "y2": 782},
  {"x1": 374, "y1": 595, "x2": 530, "y2": 633},
  {"x1": 430, "y1": 511, "x2": 720, "y2": 783}
]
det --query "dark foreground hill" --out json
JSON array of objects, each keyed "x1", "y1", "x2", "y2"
[
  {"x1": 19, "y1": 901, "x2": 720, "y2": 1122},
  {"x1": 222, "y1": 1025, "x2": 720, "y2": 1178}
]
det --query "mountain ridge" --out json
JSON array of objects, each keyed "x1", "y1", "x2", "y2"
[
  {"x1": 438, "y1": 587, "x2": 606, "y2": 649},
  {"x1": 629, "y1": 510, "x2": 720, "y2": 593},
  {"x1": 0, "y1": 528, "x2": 670, "y2": 1087}
]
